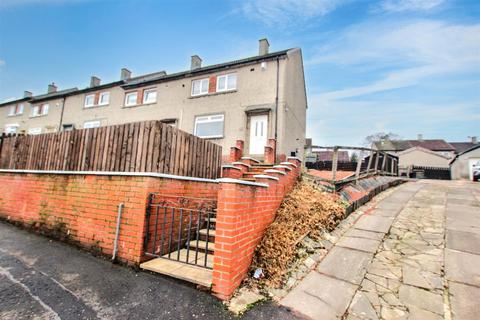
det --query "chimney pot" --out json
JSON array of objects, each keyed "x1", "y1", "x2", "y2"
[
  {"x1": 47, "y1": 83, "x2": 57, "y2": 94},
  {"x1": 472, "y1": 136, "x2": 478, "y2": 144},
  {"x1": 90, "y1": 76, "x2": 101, "y2": 87},
  {"x1": 417, "y1": 134, "x2": 423, "y2": 141},
  {"x1": 259, "y1": 38, "x2": 270, "y2": 55},
  {"x1": 191, "y1": 55, "x2": 202, "y2": 70},
  {"x1": 120, "y1": 68, "x2": 131, "y2": 80},
  {"x1": 23, "y1": 91, "x2": 32, "y2": 98}
]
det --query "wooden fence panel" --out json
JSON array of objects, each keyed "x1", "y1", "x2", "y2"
[{"x1": 0, "y1": 121, "x2": 222, "y2": 179}]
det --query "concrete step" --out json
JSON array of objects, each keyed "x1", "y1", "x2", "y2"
[
  {"x1": 199, "y1": 229, "x2": 216, "y2": 237},
  {"x1": 205, "y1": 217, "x2": 216, "y2": 223},
  {"x1": 188, "y1": 240, "x2": 215, "y2": 253},
  {"x1": 240, "y1": 177, "x2": 256, "y2": 182}
]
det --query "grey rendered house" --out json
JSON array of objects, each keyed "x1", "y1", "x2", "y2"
[
  {"x1": 450, "y1": 144, "x2": 480, "y2": 180},
  {"x1": 0, "y1": 39, "x2": 307, "y2": 162}
]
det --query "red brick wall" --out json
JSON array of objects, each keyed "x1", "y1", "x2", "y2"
[
  {"x1": 0, "y1": 172, "x2": 218, "y2": 265},
  {"x1": 212, "y1": 158, "x2": 301, "y2": 299}
]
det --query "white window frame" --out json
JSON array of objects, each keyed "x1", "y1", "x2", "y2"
[
  {"x1": 83, "y1": 120, "x2": 101, "y2": 129},
  {"x1": 9, "y1": 104, "x2": 24, "y2": 116},
  {"x1": 143, "y1": 89, "x2": 157, "y2": 104},
  {"x1": 191, "y1": 78, "x2": 209, "y2": 96},
  {"x1": 216, "y1": 73, "x2": 237, "y2": 92},
  {"x1": 28, "y1": 127, "x2": 42, "y2": 135},
  {"x1": 98, "y1": 92, "x2": 110, "y2": 106},
  {"x1": 194, "y1": 114, "x2": 224, "y2": 139},
  {"x1": 125, "y1": 92, "x2": 138, "y2": 107},
  {"x1": 5, "y1": 124, "x2": 19, "y2": 134},
  {"x1": 31, "y1": 104, "x2": 48, "y2": 117},
  {"x1": 84, "y1": 94, "x2": 95, "y2": 108}
]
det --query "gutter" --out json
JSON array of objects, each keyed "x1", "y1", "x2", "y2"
[
  {"x1": 59, "y1": 97, "x2": 66, "y2": 130},
  {"x1": 274, "y1": 57, "x2": 279, "y2": 141}
]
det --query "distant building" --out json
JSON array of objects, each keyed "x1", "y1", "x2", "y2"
[
  {"x1": 450, "y1": 144, "x2": 480, "y2": 180},
  {"x1": 313, "y1": 150, "x2": 350, "y2": 162}
]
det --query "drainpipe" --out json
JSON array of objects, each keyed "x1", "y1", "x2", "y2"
[
  {"x1": 58, "y1": 97, "x2": 66, "y2": 131},
  {"x1": 274, "y1": 57, "x2": 279, "y2": 141},
  {"x1": 112, "y1": 203, "x2": 125, "y2": 262}
]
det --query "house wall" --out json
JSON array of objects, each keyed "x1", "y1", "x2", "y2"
[
  {"x1": 0, "y1": 171, "x2": 218, "y2": 264},
  {"x1": 398, "y1": 149, "x2": 450, "y2": 169},
  {"x1": 451, "y1": 148, "x2": 480, "y2": 180}
]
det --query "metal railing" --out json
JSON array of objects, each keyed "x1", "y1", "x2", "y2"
[
  {"x1": 305, "y1": 145, "x2": 399, "y2": 189},
  {"x1": 143, "y1": 194, "x2": 216, "y2": 269}
]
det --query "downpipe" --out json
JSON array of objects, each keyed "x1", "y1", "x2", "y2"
[{"x1": 112, "y1": 203, "x2": 124, "y2": 263}]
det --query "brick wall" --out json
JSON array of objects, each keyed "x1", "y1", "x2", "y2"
[
  {"x1": 0, "y1": 171, "x2": 218, "y2": 265},
  {"x1": 212, "y1": 158, "x2": 301, "y2": 299}
]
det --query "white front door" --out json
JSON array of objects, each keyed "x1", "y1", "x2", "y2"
[
  {"x1": 468, "y1": 158, "x2": 480, "y2": 180},
  {"x1": 249, "y1": 115, "x2": 268, "y2": 155}
]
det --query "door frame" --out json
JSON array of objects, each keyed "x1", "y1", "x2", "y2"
[{"x1": 246, "y1": 112, "x2": 270, "y2": 156}]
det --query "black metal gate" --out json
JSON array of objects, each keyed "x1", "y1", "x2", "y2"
[
  {"x1": 143, "y1": 194, "x2": 216, "y2": 269},
  {"x1": 410, "y1": 166, "x2": 451, "y2": 180}
]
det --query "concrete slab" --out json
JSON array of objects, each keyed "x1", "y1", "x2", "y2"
[
  {"x1": 281, "y1": 272, "x2": 358, "y2": 320},
  {"x1": 445, "y1": 249, "x2": 480, "y2": 287},
  {"x1": 344, "y1": 228, "x2": 385, "y2": 241},
  {"x1": 375, "y1": 201, "x2": 405, "y2": 211},
  {"x1": 354, "y1": 215, "x2": 394, "y2": 234},
  {"x1": 317, "y1": 246, "x2": 373, "y2": 285},
  {"x1": 446, "y1": 229, "x2": 480, "y2": 255},
  {"x1": 449, "y1": 282, "x2": 480, "y2": 320},
  {"x1": 348, "y1": 291, "x2": 379, "y2": 320},
  {"x1": 336, "y1": 236, "x2": 381, "y2": 253},
  {"x1": 398, "y1": 285, "x2": 443, "y2": 315}
]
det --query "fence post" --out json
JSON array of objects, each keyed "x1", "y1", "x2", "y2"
[
  {"x1": 354, "y1": 152, "x2": 362, "y2": 183},
  {"x1": 366, "y1": 150, "x2": 374, "y2": 174},
  {"x1": 381, "y1": 152, "x2": 387, "y2": 175},
  {"x1": 374, "y1": 151, "x2": 380, "y2": 174},
  {"x1": 331, "y1": 147, "x2": 338, "y2": 182}
]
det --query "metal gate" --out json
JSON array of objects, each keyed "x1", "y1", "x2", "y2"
[{"x1": 143, "y1": 194, "x2": 216, "y2": 269}]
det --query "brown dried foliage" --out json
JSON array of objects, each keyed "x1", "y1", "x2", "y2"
[{"x1": 251, "y1": 181, "x2": 346, "y2": 287}]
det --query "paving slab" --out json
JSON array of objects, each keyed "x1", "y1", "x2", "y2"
[
  {"x1": 281, "y1": 272, "x2": 358, "y2": 320},
  {"x1": 449, "y1": 282, "x2": 480, "y2": 320},
  {"x1": 348, "y1": 291, "x2": 379, "y2": 319},
  {"x1": 336, "y1": 236, "x2": 381, "y2": 253},
  {"x1": 398, "y1": 284, "x2": 444, "y2": 315},
  {"x1": 445, "y1": 249, "x2": 480, "y2": 287},
  {"x1": 446, "y1": 229, "x2": 480, "y2": 255},
  {"x1": 344, "y1": 228, "x2": 385, "y2": 241},
  {"x1": 354, "y1": 215, "x2": 394, "y2": 234},
  {"x1": 317, "y1": 246, "x2": 373, "y2": 285}
]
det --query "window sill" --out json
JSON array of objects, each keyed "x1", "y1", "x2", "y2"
[
  {"x1": 189, "y1": 90, "x2": 237, "y2": 99},
  {"x1": 84, "y1": 104, "x2": 109, "y2": 109},
  {"x1": 197, "y1": 135, "x2": 224, "y2": 140},
  {"x1": 122, "y1": 102, "x2": 157, "y2": 108},
  {"x1": 7, "y1": 114, "x2": 22, "y2": 117},
  {"x1": 29, "y1": 114, "x2": 48, "y2": 119}
]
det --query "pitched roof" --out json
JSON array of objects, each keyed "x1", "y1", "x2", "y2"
[
  {"x1": 449, "y1": 142, "x2": 479, "y2": 154},
  {"x1": 398, "y1": 146, "x2": 451, "y2": 159},
  {"x1": 374, "y1": 139, "x2": 455, "y2": 152},
  {"x1": 450, "y1": 144, "x2": 480, "y2": 165},
  {"x1": 30, "y1": 88, "x2": 78, "y2": 103}
]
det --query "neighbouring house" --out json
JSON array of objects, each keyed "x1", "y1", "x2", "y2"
[
  {"x1": 373, "y1": 135, "x2": 456, "y2": 159},
  {"x1": 313, "y1": 150, "x2": 350, "y2": 162},
  {"x1": 396, "y1": 146, "x2": 451, "y2": 175},
  {"x1": 450, "y1": 144, "x2": 480, "y2": 180},
  {"x1": 0, "y1": 38, "x2": 307, "y2": 161},
  {"x1": 449, "y1": 136, "x2": 478, "y2": 154}
]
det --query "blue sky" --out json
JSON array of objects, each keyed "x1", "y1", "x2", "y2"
[{"x1": 0, "y1": 0, "x2": 479, "y2": 145}]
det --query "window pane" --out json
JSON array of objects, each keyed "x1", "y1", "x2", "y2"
[
  {"x1": 84, "y1": 121, "x2": 100, "y2": 129},
  {"x1": 144, "y1": 90, "x2": 157, "y2": 103},
  {"x1": 126, "y1": 93, "x2": 137, "y2": 105},
  {"x1": 42, "y1": 104, "x2": 49, "y2": 115},
  {"x1": 201, "y1": 79, "x2": 209, "y2": 93},
  {"x1": 217, "y1": 76, "x2": 226, "y2": 91},
  {"x1": 85, "y1": 95, "x2": 94, "y2": 106},
  {"x1": 192, "y1": 80, "x2": 200, "y2": 95},
  {"x1": 227, "y1": 74, "x2": 237, "y2": 90},
  {"x1": 195, "y1": 115, "x2": 224, "y2": 138},
  {"x1": 8, "y1": 106, "x2": 15, "y2": 115},
  {"x1": 100, "y1": 92, "x2": 109, "y2": 104}
]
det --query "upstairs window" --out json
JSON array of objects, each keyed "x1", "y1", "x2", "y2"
[
  {"x1": 84, "y1": 94, "x2": 95, "y2": 108},
  {"x1": 143, "y1": 89, "x2": 157, "y2": 104},
  {"x1": 216, "y1": 73, "x2": 237, "y2": 92},
  {"x1": 191, "y1": 78, "x2": 209, "y2": 96},
  {"x1": 125, "y1": 92, "x2": 138, "y2": 106},
  {"x1": 99, "y1": 92, "x2": 110, "y2": 105},
  {"x1": 8, "y1": 104, "x2": 24, "y2": 116},
  {"x1": 84, "y1": 120, "x2": 101, "y2": 129},
  {"x1": 194, "y1": 114, "x2": 224, "y2": 139},
  {"x1": 31, "y1": 104, "x2": 49, "y2": 117}
]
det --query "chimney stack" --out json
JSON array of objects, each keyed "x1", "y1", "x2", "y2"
[
  {"x1": 90, "y1": 76, "x2": 101, "y2": 87},
  {"x1": 259, "y1": 38, "x2": 270, "y2": 55},
  {"x1": 472, "y1": 136, "x2": 478, "y2": 144},
  {"x1": 417, "y1": 134, "x2": 423, "y2": 141},
  {"x1": 120, "y1": 68, "x2": 131, "y2": 80},
  {"x1": 47, "y1": 83, "x2": 57, "y2": 94},
  {"x1": 24, "y1": 91, "x2": 32, "y2": 98},
  {"x1": 191, "y1": 55, "x2": 202, "y2": 70}
]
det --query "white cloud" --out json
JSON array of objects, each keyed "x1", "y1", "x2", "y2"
[
  {"x1": 309, "y1": 20, "x2": 480, "y2": 101},
  {"x1": 0, "y1": 59, "x2": 5, "y2": 67},
  {"x1": 240, "y1": 0, "x2": 345, "y2": 26},
  {"x1": 379, "y1": 0, "x2": 445, "y2": 12}
]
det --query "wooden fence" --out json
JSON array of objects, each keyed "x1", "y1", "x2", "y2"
[{"x1": 0, "y1": 121, "x2": 222, "y2": 179}]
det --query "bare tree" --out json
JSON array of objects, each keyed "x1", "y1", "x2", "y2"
[{"x1": 362, "y1": 132, "x2": 401, "y2": 147}]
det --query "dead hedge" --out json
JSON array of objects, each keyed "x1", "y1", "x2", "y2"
[{"x1": 251, "y1": 181, "x2": 346, "y2": 287}]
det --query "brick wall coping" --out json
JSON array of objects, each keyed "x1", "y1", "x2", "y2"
[
  {"x1": 264, "y1": 169, "x2": 287, "y2": 175},
  {"x1": 280, "y1": 162, "x2": 297, "y2": 168},
  {"x1": 287, "y1": 156, "x2": 302, "y2": 162},
  {"x1": 240, "y1": 157, "x2": 261, "y2": 163},
  {"x1": 273, "y1": 165, "x2": 292, "y2": 171},
  {"x1": 0, "y1": 169, "x2": 218, "y2": 184},
  {"x1": 221, "y1": 165, "x2": 242, "y2": 170},
  {"x1": 232, "y1": 162, "x2": 251, "y2": 168},
  {"x1": 216, "y1": 177, "x2": 268, "y2": 187},
  {"x1": 253, "y1": 174, "x2": 280, "y2": 181}
]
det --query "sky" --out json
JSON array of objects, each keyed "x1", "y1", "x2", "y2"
[{"x1": 0, "y1": 0, "x2": 479, "y2": 146}]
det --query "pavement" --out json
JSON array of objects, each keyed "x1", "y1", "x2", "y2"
[
  {"x1": 0, "y1": 222, "x2": 296, "y2": 320},
  {"x1": 281, "y1": 180, "x2": 480, "y2": 319}
]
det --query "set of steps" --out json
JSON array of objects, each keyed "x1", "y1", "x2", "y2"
[
  {"x1": 240, "y1": 163, "x2": 275, "y2": 182},
  {"x1": 140, "y1": 209, "x2": 217, "y2": 288}
]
